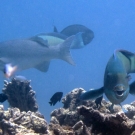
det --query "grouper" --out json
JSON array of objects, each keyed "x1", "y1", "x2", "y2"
[
  {"x1": 0, "y1": 36, "x2": 75, "y2": 78},
  {"x1": 80, "y1": 50, "x2": 135, "y2": 108},
  {"x1": 31, "y1": 24, "x2": 94, "y2": 49}
]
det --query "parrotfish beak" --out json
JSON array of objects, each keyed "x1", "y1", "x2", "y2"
[{"x1": 113, "y1": 84, "x2": 126, "y2": 98}]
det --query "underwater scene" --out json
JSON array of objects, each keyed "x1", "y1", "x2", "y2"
[{"x1": 0, "y1": 0, "x2": 135, "y2": 134}]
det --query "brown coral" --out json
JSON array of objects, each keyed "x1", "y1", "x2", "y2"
[
  {"x1": 0, "y1": 106, "x2": 47, "y2": 135},
  {"x1": 2, "y1": 78, "x2": 38, "y2": 112}
]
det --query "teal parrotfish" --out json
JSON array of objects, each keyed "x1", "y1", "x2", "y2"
[
  {"x1": 80, "y1": 50, "x2": 135, "y2": 108},
  {"x1": 31, "y1": 24, "x2": 94, "y2": 49},
  {"x1": 60, "y1": 24, "x2": 94, "y2": 46},
  {"x1": 0, "y1": 36, "x2": 75, "y2": 78}
]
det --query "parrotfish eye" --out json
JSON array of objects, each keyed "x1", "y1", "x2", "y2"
[
  {"x1": 107, "y1": 73, "x2": 112, "y2": 78},
  {"x1": 126, "y1": 74, "x2": 131, "y2": 81}
]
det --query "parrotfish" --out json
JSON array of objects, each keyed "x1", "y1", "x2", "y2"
[
  {"x1": 80, "y1": 50, "x2": 135, "y2": 108},
  {"x1": 0, "y1": 36, "x2": 75, "y2": 78},
  {"x1": 49, "y1": 92, "x2": 63, "y2": 106},
  {"x1": 60, "y1": 24, "x2": 94, "y2": 46},
  {"x1": 32, "y1": 24, "x2": 94, "y2": 49}
]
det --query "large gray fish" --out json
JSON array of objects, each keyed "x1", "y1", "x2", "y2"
[
  {"x1": 80, "y1": 50, "x2": 135, "y2": 108},
  {"x1": 0, "y1": 36, "x2": 75, "y2": 78},
  {"x1": 31, "y1": 24, "x2": 94, "y2": 49},
  {"x1": 60, "y1": 24, "x2": 94, "y2": 46}
]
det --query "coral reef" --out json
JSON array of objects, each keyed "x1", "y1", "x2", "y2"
[
  {"x1": 49, "y1": 88, "x2": 135, "y2": 135},
  {"x1": 1, "y1": 78, "x2": 135, "y2": 135},
  {"x1": 2, "y1": 77, "x2": 38, "y2": 112},
  {"x1": 0, "y1": 105, "x2": 47, "y2": 135}
]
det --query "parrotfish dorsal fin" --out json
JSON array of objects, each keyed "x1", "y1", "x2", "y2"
[
  {"x1": 113, "y1": 50, "x2": 118, "y2": 60},
  {"x1": 53, "y1": 25, "x2": 58, "y2": 32},
  {"x1": 29, "y1": 36, "x2": 49, "y2": 47}
]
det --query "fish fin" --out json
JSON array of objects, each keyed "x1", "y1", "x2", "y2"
[
  {"x1": 58, "y1": 35, "x2": 75, "y2": 65},
  {"x1": 29, "y1": 36, "x2": 49, "y2": 47},
  {"x1": 95, "y1": 95, "x2": 103, "y2": 108},
  {"x1": 53, "y1": 25, "x2": 58, "y2": 32},
  {"x1": 70, "y1": 32, "x2": 84, "y2": 49},
  {"x1": 113, "y1": 50, "x2": 118, "y2": 59},
  {"x1": 118, "y1": 50, "x2": 135, "y2": 73},
  {"x1": 80, "y1": 87, "x2": 104, "y2": 100},
  {"x1": 35, "y1": 61, "x2": 50, "y2": 72},
  {"x1": 129, "y1": 81, "x2": 135, "y2": 95},
  {"x1": 49, "y1": 101, "x2": 52, "y2": 106},
  {"x1": 52, "y1": 102, "x2": 57, "y2": 106},
  {"x1": 4, "y1": 64, "x2": 18, "y2": 78},
  {"x1": 0, "y1": 57, "x2": 9, "y2": 63},
  {"x1": 59, "y1": 99, "x2": 61, "y2": 102},
  {"x1": 109, "y1": 104, "x2": 114, "y2": 112}
]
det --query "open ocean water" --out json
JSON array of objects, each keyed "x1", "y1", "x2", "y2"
[{"x1": 0, "y1": 0, "x2": 135, "y2": 122}]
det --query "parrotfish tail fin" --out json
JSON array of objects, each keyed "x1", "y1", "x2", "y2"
[
  {"x1": 80, "y1": 87, "x2": 104, "y2": 100},
  {"x1": 95, "y1": 95, "x2": 103, "y2": 108},
  {"x1": 59, "y1": 35, "x2": 75, "y2": 65},
  {"x1": 49, "y1": 101, "x2": 52, "y2": 106},
  {"x1": 70, "y1": 32, "x2": 84, "y2": 49},
  {"x1": 129, "y1": 81, "x2": 135, "y2": 95},
  {"x1": 118, "y1": 49, "x2": 135, "y2": 73}
]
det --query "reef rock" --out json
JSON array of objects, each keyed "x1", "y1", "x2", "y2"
[
  {"x1": 2, "y1": 77, "x2": 38, "y2": 112},
  {"x1": 77, "y1": 105, "x2": 134, "y2": 135},
  {"x1": 50, "y1": 88, "x2": 135, "y2": 135},
  {"x1": 0, "y1": 105, "x2": 47, "y2": 135},
  {"x1": 2, "y1": 78, "x2": 135, "y2": 135}
]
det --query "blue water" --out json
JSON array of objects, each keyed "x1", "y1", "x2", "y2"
[{"x1": 0, "y1": 0, "x2": 135, "y2": 122}]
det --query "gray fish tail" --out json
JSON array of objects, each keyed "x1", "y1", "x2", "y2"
[{"x1": 59, "y1": 35, "x2": 75, "y2": 65}]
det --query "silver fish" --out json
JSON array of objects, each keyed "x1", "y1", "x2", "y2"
[
  {"x1": 0, "y1": 36, "x2": 75, "y2": 78},
  {"x1": 31, "y1": 32, "x2": 83, "y2": 49},
  {"x1": 31, "y1": 24, "x2": 94, "y2": 49}
]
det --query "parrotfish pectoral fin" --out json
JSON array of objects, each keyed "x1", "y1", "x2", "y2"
[
  {"x1": 80, "y1": 87, "x2": 104, "y2": 100},
  {"x1": 4, "y1": 64, "x2": 18, "y2": 78},
  {"x1": 35, "y1": 61, "x2": 50, "y2": 72},
  {"x1": 95, "y1": 95, "x2": 103, "y2": 108},
  {"x1": 59, "y1": 35, "x2": 75, "y2": 65},
  {"x1": 118, "y1": 50, "x2": 135, "y2": 73},
  {"x1": 129, "y1": 81, "x2": 135, "y2": 95}
]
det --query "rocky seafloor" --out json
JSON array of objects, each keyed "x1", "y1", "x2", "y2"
[{"x1": 0, "y1": 78, "x2": 135, "y2": 135}]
